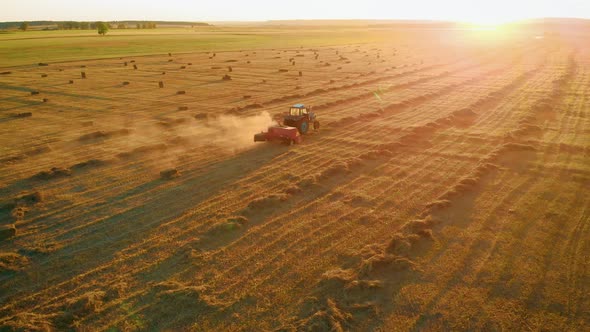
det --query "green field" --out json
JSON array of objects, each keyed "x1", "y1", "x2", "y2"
[{"x1": 0, "y1": 27, "x2": 394, "y2": 67}]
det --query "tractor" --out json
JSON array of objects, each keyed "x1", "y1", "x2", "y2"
[{"x1": 281, "y1": 104, "x2": 319, "y2": 134}]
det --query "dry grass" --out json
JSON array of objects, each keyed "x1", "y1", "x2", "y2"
[{"x1": 0, "y1": 23, "x2": 588, "y2": 332}]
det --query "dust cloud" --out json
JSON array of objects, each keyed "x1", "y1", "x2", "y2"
[{"x1": 98, "y1": 111, "x2": 277, "y2": 170}]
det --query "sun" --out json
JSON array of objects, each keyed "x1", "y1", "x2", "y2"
[{"x1": 459, "y1": 15, "x2": 512, "y2": 31}]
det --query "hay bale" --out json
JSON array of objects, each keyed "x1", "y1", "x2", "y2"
[
  {"x1": 299, "y1": 71, "x2": 303, "y2": 77},
  {"x1": 160, "y1": 169, "x2": 179, "y2": 179},
  {"x1": 122, "y1": 81, "x2": 130, "y2": 85},
  {"x1": 278, "y1": 69, "x2": 288, "y2": 72},
  {"x1": 81, "y1": 121, "x2": 93, "y2": 127},
  {"x1": 133, "y1": 65, "x2": 138, "y2": 70},
  {"x1": 0, "y1": 224, "x2": 17, "y2": 241},
  {"x1": 34, "y1": 167, "x2": 72, "y2": 180},
  {"x1": 43, "y1": 98, "x2": 49, "y2": 103},
  {"x1": 81, "y1": 72, "x2": 86, "y2": 79},
  {"x1": 168, "y1": 52, "x2": 172, "y2": 56},
  {"x1": 168, "y1": 59, "x2": 173, "y2": 62},
  {"x1": 228, "y1": 66, "x2": 232, "y2": 72},
  {"x1": 177, "y1": 90, "x2": 186, "y2": 95},
  {"x1": 188, "y1": 63, "x2": 192, "y2": 66},
  {"x1": 162, "y1": 71, "x2": 166, "y2": 75},
  {"x1": 69, "y1": 80, "x2": 74, "y2": 84},
  {"x1": 178, "y1": 106, "x2": 188, "y2": 111},
  {"x1": 16, "y1": 191, "x2": 44, "y2": 205},
  {"x1": 38, "y1": 63, "x2": 49, "y2": 66},
  {"x1": 194, "y1": 113, "x2": 208, "y2": 120},
  {"x1": 222, "y1": 74, "x2": 232, "y2": 81},
  {"x1": 15, "y1": 112, "x2": 32, "y2": 118},
  {"x1": 124, "y1": 61, "x2": 128, "y2": 66},
  {"x1": 41, "y1": 74, "x2": 48, "y2": 78},
  {"x1": 158, "y1": 81, "x2": 164, "y2": 88},
  {"x1": 180, "y1": 66, "x2": 186, "y2": 69},
  {"x1": 30, "y1": 91, "x2": 40, "y2": 95},
  {"x1": 0, "y1": 71, "x2": 11, "y2": 75}
]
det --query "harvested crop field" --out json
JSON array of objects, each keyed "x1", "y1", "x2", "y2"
[{"x1": 0, "y1": 25, "x2": 589, "y2": 331}]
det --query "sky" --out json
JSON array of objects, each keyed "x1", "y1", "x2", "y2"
[{"x1": 2, "y1": 0, "x2": 589, "y2": 23}]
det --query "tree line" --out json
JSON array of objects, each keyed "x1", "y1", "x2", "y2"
[
  {"x1": 2, "y1": 20, "x2": 210, "y2": 31},
  {"x1": 15, "y1": 21, "x2": 161, "y2": 31}
]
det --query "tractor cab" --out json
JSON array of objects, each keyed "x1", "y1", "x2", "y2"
[
  {"x1": 289, "y1": 104, "x2": 309, "y2": 116},
  {"x1": 282, "y1": 103, "x2": 319, "y2": 134}
]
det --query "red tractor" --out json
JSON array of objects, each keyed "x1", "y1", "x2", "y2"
[{"x1": 254, "y1": 125, "x2": 302, "y2": 145}]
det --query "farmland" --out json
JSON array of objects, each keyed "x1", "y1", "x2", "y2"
[{"x1": 0, "y1": 23, "x2": 589, "y2": 331}]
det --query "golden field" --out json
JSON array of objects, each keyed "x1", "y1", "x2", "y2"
[{"x1": 0, "y1": 23, "x2": 588, "y2": 331}]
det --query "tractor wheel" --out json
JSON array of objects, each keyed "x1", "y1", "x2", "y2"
[
  {"x1": 313, "y1": 120, "x2": 320, "y2": 130},
  {"x1": 299, "y1": 121, "x2": 309, "y2": 134}
]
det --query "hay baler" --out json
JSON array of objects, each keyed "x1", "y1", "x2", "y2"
[{"x1": 254, "y1": 125, "x2": 302, "y2": 145}]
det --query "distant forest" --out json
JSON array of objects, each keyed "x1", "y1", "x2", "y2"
[{"x1": 0, "y1": 20, "x2": 210, "y2": 30}]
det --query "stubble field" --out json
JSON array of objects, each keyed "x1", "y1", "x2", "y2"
[{"x1": 0, "y1": 24, "x2": 588, "y2": 331}]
